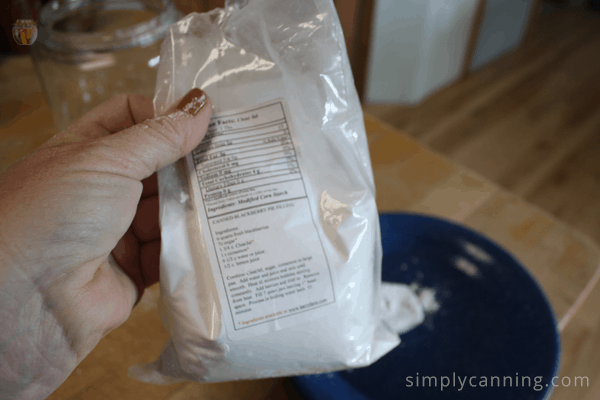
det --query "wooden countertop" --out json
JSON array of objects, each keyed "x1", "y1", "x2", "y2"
[{"x1": 1, "y1": 55, "x2": 599, "y2": 399}]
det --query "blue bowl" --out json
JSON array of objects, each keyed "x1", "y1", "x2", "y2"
[{"x1": 293, "y1": 213, "x2": 560, "y2": 400}]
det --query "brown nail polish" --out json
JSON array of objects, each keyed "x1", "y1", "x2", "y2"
[{"x1": 176, "y1": 88, "x2": 208, "y2": 116}]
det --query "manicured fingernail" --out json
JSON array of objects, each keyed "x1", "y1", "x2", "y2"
[{"x1": 176, "y1": 88, "x2": 208, "y2": 116}]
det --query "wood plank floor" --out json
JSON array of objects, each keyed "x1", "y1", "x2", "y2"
[{"x1": 364, "y1": 5, "x2": 600, "y2": 248}]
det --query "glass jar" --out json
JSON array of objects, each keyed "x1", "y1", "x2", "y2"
[
  {"x1": 13, "y1": 19, "x2": 38, "y2": 45},
  {"x1": 32, "y1": 0, "x2": 179, "y2": 131}
]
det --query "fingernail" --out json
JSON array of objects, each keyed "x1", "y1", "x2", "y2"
[{"x1": 176, "y1": 88, "x2": 208, "y2": 116}]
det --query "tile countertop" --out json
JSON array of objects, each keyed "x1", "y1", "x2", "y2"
[{"x1": 2, "y1": 78, "x2": 600, "y2": 399}]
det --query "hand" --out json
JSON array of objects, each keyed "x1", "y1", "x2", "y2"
[{"x1": 0, "y1": 89, "x2": 211, "y2": 399}]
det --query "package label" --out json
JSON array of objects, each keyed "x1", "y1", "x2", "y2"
[{"x1": 186, "y1": 100, "x2": 335, "y2": 339}]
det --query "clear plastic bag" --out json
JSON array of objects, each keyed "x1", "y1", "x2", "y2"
[{"x1": 130, "y1": 0, "x2": 399, "y2": 383}]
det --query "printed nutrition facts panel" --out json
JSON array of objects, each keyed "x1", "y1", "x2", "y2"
[{"x1": 186, "y1": 100, "x2": 335, "y2": 340}]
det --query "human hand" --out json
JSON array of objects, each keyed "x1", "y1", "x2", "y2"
[{"x1": 0, "y1": 89, "x2": 211, "y2": 399}]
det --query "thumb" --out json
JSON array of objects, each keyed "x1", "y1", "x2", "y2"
[{"x1": 97, "y1": 88, "x2": 212, "y2": 181}]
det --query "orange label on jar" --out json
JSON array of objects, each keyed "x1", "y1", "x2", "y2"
[{"x1": 13, "y1": 20, "x2": 38, "y2": 45}]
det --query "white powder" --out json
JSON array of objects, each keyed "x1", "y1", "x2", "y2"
[
  {"x1": 418, "y1": 287, "x2": 440, "y2": 313},
  {"x1": 152, "y1": 110, "x2": 188, "y2": 123},
  {"x1": 380, "y1": 282, "x2": 440, "y2": 335},
  {"x1": 454, "y1": 257, "x2": 480, "y2": 277}
]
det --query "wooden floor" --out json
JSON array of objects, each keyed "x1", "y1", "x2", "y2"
[{"x1": 364, "y1": 5, "x2": 600, "y2": 248}]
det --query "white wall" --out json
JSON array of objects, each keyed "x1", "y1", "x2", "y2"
[
  {"x1": 469, "y1": 0, "x2": 536, "y2": 71},
  {"x1": 365, "y1": 0, "x2": 480, "y2": 104}
]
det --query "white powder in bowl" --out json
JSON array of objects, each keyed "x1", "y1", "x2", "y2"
[{"x1": 380, "y1": 282, "x2": 440, "y2": 335}]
